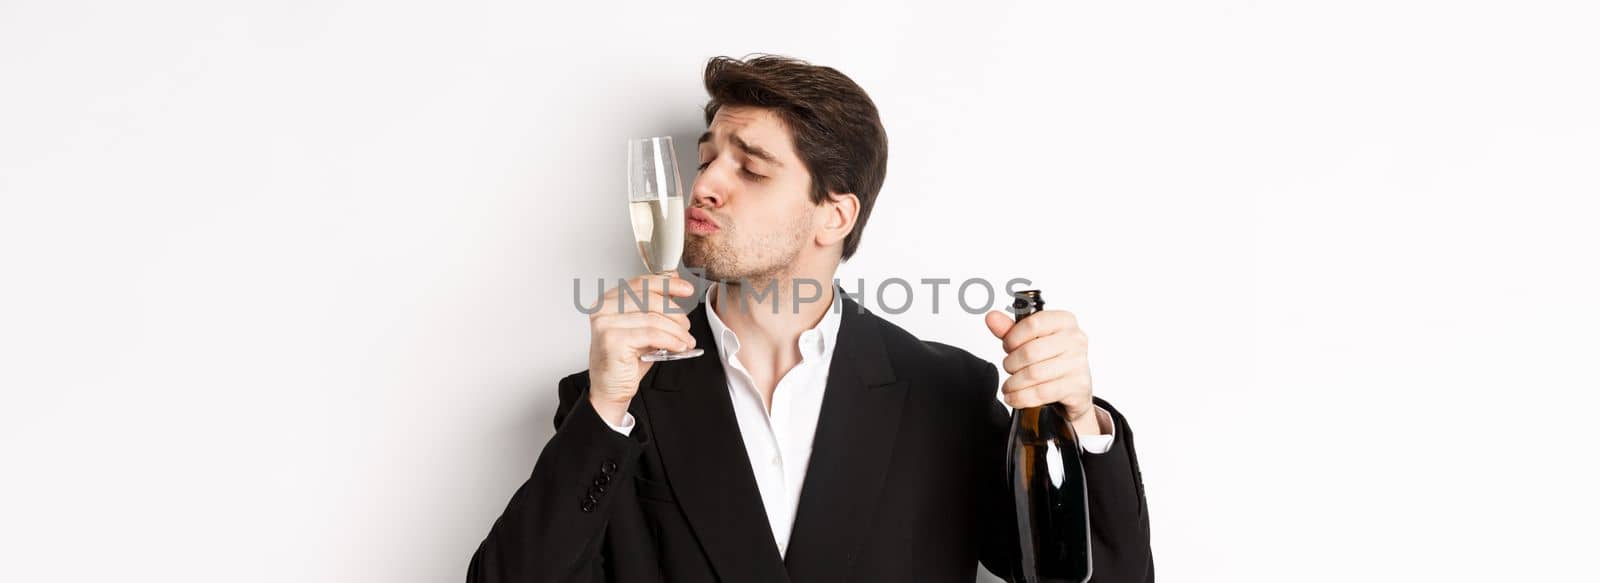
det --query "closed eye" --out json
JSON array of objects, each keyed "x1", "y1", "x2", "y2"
[{"x1": 697, "y1": 159, "x2": 765, "y2": 181}]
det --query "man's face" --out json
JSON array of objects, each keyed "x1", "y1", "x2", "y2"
[{"x1": 684, "y1": 105, "x2": 818, "y2": 284}]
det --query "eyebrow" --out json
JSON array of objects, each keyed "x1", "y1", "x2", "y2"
[{"x1": 698, "y1": 130, "x2": 784, "y2": 167}]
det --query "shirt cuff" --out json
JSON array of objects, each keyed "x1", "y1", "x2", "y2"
[
  {"x1": 1079, "y1": 405, "x2": 1116, "y2": 455},
  {"x1": 603, "y1": 411, "x2": 637, "y2": 436}
]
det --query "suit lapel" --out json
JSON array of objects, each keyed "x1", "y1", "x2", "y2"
[
  {"x1": 783, "y1": 296, "x2": 908, "y2": 581},
  {"x1": 643, "y1": 303, "x2": 791, "y2": 583}
]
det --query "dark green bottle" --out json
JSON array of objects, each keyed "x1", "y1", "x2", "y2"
[{"x1": 1004, "y1": 290, "x2": 1091, "y2": 583}]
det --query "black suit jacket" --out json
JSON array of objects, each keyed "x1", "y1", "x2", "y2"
[{"x1": 468, "y1": 296, "x2": 1153, "y2": 582}]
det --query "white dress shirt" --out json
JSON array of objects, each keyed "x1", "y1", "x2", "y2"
[{"x1": 598, "y1": 284, "x2": 1115, "y2": 558}]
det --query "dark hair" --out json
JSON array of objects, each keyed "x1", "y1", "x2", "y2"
[{"x1": 702, "y1": 54, "x2": 888, "y2": 261}]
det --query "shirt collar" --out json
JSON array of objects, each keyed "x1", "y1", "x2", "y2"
[{"x1": 703, "y1": 282, "x2": 841, "y2": 364}]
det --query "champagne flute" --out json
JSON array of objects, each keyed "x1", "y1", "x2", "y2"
[{"x1": 627, "y1": 135, "x2": 704, "y2": 362}]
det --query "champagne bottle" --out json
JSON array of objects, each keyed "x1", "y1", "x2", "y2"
[{"x1": 1004, "y1": 290, "x2": 1092, "y2": 583}]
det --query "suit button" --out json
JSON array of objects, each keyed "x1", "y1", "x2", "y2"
[
  {"x1": 594, "y1": 474, "x2": 611, "y2": 486},
  {"x1": 600, "y1": 460, "x2": 618, "y2": 475},
  {"x1": 581, "y1": 500, "x2": 596, "y2": 513}
]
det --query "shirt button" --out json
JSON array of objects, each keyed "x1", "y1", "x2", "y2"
[{"x1": 769, "y1": 455, "x2": 781, "y2": 466}]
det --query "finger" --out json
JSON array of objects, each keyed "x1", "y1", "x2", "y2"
[
  {"x1": 619, "y1": 292, "x2": 692, "y2": 328},
  {"x1": 603, "y1": 278, "x2": 694, "y2": 314},
  {"x1": 659, "y1": 308, "x2": 691, "y2": 330},
  {"x1": 1001, "y1": 310, "x2": 1078, "y2": 352},
  {"x1": 1002, "y1": 386, "x2": 1045, "y2": 409},
  {"x1": 592, "y1": 309, "x2": 691, "y2": 345},
  {"x1": 1002, "y1": 380, "x2": 1092, "y2": 418},
  {"x1": 603, "y1": 312, "x2": 696, "y2": 348},
  {"x1": 984, "y1": 310, "x2": 1013, "y2": 341},
  {"x1": 1001, "y1": 353, "x2": 1074, "y2": 392},
  {"x1": 1001, "y1": 333, "x2": 1075, "y2": 374},
  {"x1": 630, "y1": 273, "x2": 697, "y2": 298},
  {"x1": 616, "y1": 326, "x2": 696, "y2": 355},
  {"x1": 623, "y1": 292, "x2": 692, "y2": 329}
]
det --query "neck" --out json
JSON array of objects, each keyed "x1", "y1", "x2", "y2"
[
  {"x1": 712, "y1": 274, "x2": 835, "y2": 353},
  {"x1": 708, "y1": 248, "x2": 840, "y2": 410}
]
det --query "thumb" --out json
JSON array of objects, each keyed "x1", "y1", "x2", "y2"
[{"x1": 984, "y1": 310, "x2": 1014, "y2": 341}]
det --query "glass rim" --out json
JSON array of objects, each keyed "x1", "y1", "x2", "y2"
[{"x1": 627, "y1": 135, "x2": 676, "y2": 144}]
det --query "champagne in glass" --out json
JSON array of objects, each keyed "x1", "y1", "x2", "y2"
[
  {"x1": 626, "y1": 135, "x2": 703, "y2": 362},
  {"x1": 629, "y1": 196, "x2": 684, "y2": 274}
]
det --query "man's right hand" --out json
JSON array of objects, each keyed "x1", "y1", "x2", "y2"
[{"x1": 586, "y1": 274, "x2": 698, "y2": 425}]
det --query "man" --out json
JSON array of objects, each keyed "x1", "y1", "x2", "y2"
[{"x1": 468, "y1": 55, "x2": 1153, "y2": 582}]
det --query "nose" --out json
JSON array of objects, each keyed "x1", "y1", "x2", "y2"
[{"x1": 690, "y1": 163, "x2": 727, "y2": 209}]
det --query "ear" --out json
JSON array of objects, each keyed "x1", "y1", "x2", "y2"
[{"x1": 816, "y1": 192, "x2": 860, "y2": 248}]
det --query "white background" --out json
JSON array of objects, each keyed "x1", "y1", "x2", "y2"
[{"x1": 2, "y1": 0, "x2": 1597, "y2": 581}]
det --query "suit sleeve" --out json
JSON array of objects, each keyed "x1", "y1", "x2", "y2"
[
  {"x1": 974, "y1": 361, "x2": 1155, "y2": 583},
  {"x1": 1080, "y1": 397, "x2": 1155, "y2": 582},
  {"x1": 466, "y1": 371, "x2": 650, "y2": 582}
]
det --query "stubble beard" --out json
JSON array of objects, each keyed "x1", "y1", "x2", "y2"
[{"x1": 683, "y1": 214, "x2": 811, "y2": 292}]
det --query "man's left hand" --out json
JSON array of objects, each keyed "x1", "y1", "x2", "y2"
[{"x1": 985, "y1": 309, "x2": 1102, "y2": 437}]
